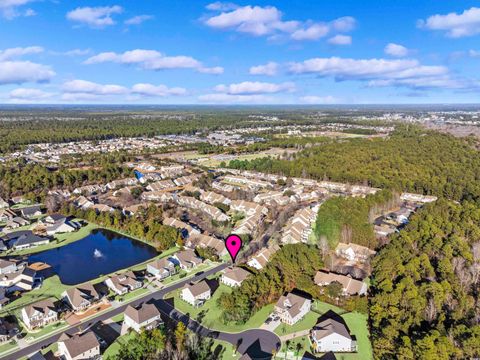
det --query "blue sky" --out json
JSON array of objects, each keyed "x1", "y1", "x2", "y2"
[{"x1": 1, "y1": 0, "x2": 480, "y2": 104}]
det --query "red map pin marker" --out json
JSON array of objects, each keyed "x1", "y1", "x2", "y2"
[{"x1": 225, "y1": 234, "x2": 242, "y2": 262}]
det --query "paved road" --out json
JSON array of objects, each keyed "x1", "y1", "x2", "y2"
[{"x1": 2, "y1": 262, "x2": 281, "y2": 360}]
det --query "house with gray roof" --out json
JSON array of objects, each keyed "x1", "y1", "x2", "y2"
[
  {"x1": 21, "y1": 299, "x2": 59, "y2": 330},
  {"x1": 57, "y1": 331, "x2": 100, "y2": 360},
  {"x1": 123, "y1": 302, "x2": 162, "y2": 333},
  {"x1": 275, "y1": 292, "x2": 312, "y2": 325},
  {"x1": 310, "y1": 311, "x2": 356, "y2": 353}
]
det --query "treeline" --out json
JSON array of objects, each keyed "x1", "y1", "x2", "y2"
[
  {"x1": 227, "y1": 126, "x2": 480, "y2": 202},
  {"x1": 111, "y1": 322, "x2": 222, "y2": 360},
  {"x1": 370, "y1": 200, "x2": 480, "y2": 359},
  {"x1": 217, "y1": 244, "x2": 323, "y2": 324},
  {"x1": 62, "y1": 203, "x2": 181, "y2": 251},
  {"x1": 315, "y1": 190, "x2": 399, "y2": 249},
  {"x1": 0, "y1": 153, "x2": 132, "y2": 198}
]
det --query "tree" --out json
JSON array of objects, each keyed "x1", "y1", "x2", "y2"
[{"x1": 175, "y1": 321, "x2": 187, "y2": 353}]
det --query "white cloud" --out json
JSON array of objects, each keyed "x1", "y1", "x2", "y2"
[
  {"x1": 131, "y1": 83, "x2": 187, "y2": 96},
  {"x1": 288, "y1": 56, "x2": 470, "y2": 90},
  {"x1": 85, "y1": 49, "x2": 223, "y2": 73},
  {"x1": 24, "y1": 8, "x2": 35, "y2": 16},
  {"x1": 0, "y1": 46, "x2": 43, "y2": 61},
  {"x1": 206, "y1": 2, "x2": 238, "y2": 11},
  {"x1": 291, "y1": 23, "x2": 329, "y2": 40},
  {"x1": 249, "y1": 61, "x2": 279, "y2": 76},
  {"x1": 469, "y1": 49, "x2": 480, "y2": 57},
  {"x1": 63, "y1": 79, "x2": 128, "y2": 95},
  {"x1": 419, "y1": 7, "x2": 480, "y2": 38},
  {"x1": 0, "y1": 0, "x2": 34, "y2": 19},
  {"x1": 0, "y1": 61, "x2": 55, "y2": 85},
  {"x1": 63, "y1": 49, "x2": 92, "y2": 56},
  {"x1": 61, "y1": 80, "x2": 188, "y2": 101},
  {"x1": 300, "y1": 95, "x2": 341, "y2": 104},
  {"x1": 204, "y1": 4, "x2": 355, "y2": 41},
  {"x1": 198, "y1": 93, "x2": 274, "y2": 104},
  {"x1": 9, "y1": 88, "x2": 54, "y2": 101},
  {"x1": 328, "y1": 35, "x2": 351, "y2": 45},
  {"x1": 331, "y1": 16, "x2": 356, "y2": 32},
  {"x1": 66, "y1": 6, "x2": 123, "y2": 28},
  {"x1": 384, "y1": 43, "x2": 409, "y2": 57},
  {"x1": 124, "y1": 15, "x2": 153, "y2": 25},
  {"x1": 214, "y1": 81, "x2": 295, "y2": 95}
]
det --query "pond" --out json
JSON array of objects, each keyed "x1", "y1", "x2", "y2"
[{"x1": 28, "y1": 228, "x2": 158, "y2": 285}]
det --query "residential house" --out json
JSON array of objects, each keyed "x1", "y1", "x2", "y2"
[
  {"x1": 0, "y1": 261, "x2": 37, "y2": 292},
  {"x1": 212, "y1": 182, "x2": 234, "y2": 193},
  {"x1": 200, "y1": 191, "x2": 231, "y2": 206},
  {"x1": 0, "y1": 208, "x2": 15, "y2": 222},
  {"x1": 106, "y1": 177, "x2": 137, "y2": 190},
  {"x1": 57, "y1": 331, "x2": 100, "y2": 360},
  {"x1": 221, "y1": 267, "x2": 251, "y2": 287},
  {"x1": 146, "y1": 180, "x2": 177, "y2": 192},
  {"x1": 122, "y1": 203, "x2": 149, "y2": 216},
  {"x1": 253, "y1": 191, "x2": 290, "y2": 206},
  {"x1": 230, "y1": 200, "x2": 268, "y2": 216},
  {"x1": 10, "y1": 196, "x2": 26, "y2": 204},
  {"x1": 73, "y1": 184, "x2": 106, "y2": 195},
  {"x1": 73, "y1": 196, "x2": 94, "y2": 210},
  {"x1": 400, "y1": 193, "x2": 437, "y2": 203},
  {"x1": 281, "y1": 206, "x2": 318, "y2": 244},
  {"x1": 146, "y1": 258, "x2": 177, "y2": 280},
  {"x1": 247, "y1": 247, "x2": 277, "y2": 270},
  {"x1": 172, "y1": 250, "x2": 203, "y2": 270},
  {"x1": 42, "y1": 215, "x2": 81, "y2": 236},
  {"x1": 105, "y1": 271, "x2": 142, "y2": 296},
  {"x1": 20, "y1": 206, "x2": 42, "y2": 219},
  {"x1": 335, "y1": 243, "x2": 376, "y2": 263},
  {"x1": 177, "y1": 196, "x2": 230, "y2": 222},
  {"x1": 314, "y1": 271, "x2": 367, "y2": 296},
  {"x1": 163, "y1": 217, "x2": 200, "y2": 237},
  {"x1": 9, "y1": 231, "x2": 49, "y2": 250},
  {"x1": 21, "y1": 299, "x2": 59, "y2": 330},
  {"x1": 0, "y1": 317, "x2": 15, "y2": 344},
  {"x1": 310, "y1": 312, "x2": 356, "y2": 353},
  {"x1": 0, "y1": 260, "x2": 17, "y2": 275},
  {"x1": 63, "y1": 283, "x2": 101, "y2": 312},
  {"x1": 174, "y1": 174, "x2": 200, "y2": 187},
  {"x1": 0, "y1": 198, "x2": 8, "y2": 209},
  {"x1": 275, "y1": 292, "x2": 312, "y2": 325},
  {"x1": 141, "y1": 191, "x2": 175, "y2": 203},
  {"x1": 6, "y1": 216, "x2": 30, "y2": 229},
  {"x1": 90, "y1": 204, "x2": 114, "y2": 213},
  {"x1": 123, "y1": 303, "x2": 162, "y2": 333},
  {"x1": 186, "y1": 234, "x2": 227, "y2": 257},
  {"x1": 233, "y1": 210, "x2": 264, "y2": 235},
  {"x1": 180, "y1": 281, "x2": 211, "y2": 307}
]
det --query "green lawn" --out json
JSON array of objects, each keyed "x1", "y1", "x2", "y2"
[
  {"x1": 103, "y1": 330, "x2": 136, "y2": 359},
  {"x1": 211, "y1": 338, "x2": 240, "y2": 359},
  {"x1": 274, "y1": 300, "x2": 372, "y2": 360},
  {"x1": 0, "y1": 276, "x2": 67, "y2": 316},
  {"x1": 167, "y1": 283, "x2": 274, "y2": 333},
  {"x1": 10, "y1": 222, "x2": 98, "y2": 256},
  {"x1": 0, "y1": 341, "x2": 19, "y2": 357}
]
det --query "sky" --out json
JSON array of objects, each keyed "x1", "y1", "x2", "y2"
[{"x1": 1, "y1": 0, "x2": 480, "y2": 104}]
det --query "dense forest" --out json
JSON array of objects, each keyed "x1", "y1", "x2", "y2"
[
  {"x1": 370, "y1": 200, "x2": 480, "y2": 359},
  {"x1": 228, "y1": 126, "x2": 480, "y2": 202},
  {"x1": 314, "y1": 190, "x2": 399, "y2": 249},
  {"x1": 110, "y1": 322, "x2": 222, "y2": 360},
  {"x1": 217, "y1": 244, "x2": 323, "y2": 324}
]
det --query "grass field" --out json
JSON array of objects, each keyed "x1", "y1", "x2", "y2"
[
  {"x1": 211, "y1": 338, "x2": 240, "y2": 359},
  {"x1": 167, "y1": 283, "x2": 274, "y2": 333},
  {"x1": 103, "y1": 330, "x2": 136, "y2": 359},
  {"x1": 274, "y1": 300, "x2": 372, "y2": 360}
]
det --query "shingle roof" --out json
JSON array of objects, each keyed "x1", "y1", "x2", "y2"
[
  {"x1": 124, "y1": 303, "x2": 161, "y2": 324},
  {"x1": 61, "y1": 331, "x2": 99, "y2": 358}
]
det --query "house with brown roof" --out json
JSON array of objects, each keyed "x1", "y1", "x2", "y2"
[
  {"x1": 105, "y1": 271, "x2": 142, "y2": 296},
  {"x1": 172, "y1": 249, "x2": 203, "y2": 271},
  {"x1": 335, "y1": 243, "x2": 376, "y2": 263},
  {"x1": 247, "y1": 246, "x2": 277, "y2": 270},
  {"x1": 275, "y1": 292, "x2": 312, "y2": 325},
  {"x1": 180, "y1": 280, "x2": 211, "y2": 307},
  {"x1": 62, "y1": 283, "x2": 102, "y2": 313},
  {"x1": 57, "y1": 331, "x2": 100, "y2": 360},
  {"x1": 200, "y1": 191, "x2": 231, "y2": 206},
  {"x1": 163, "y1": 217, "x2": 200, "y2": 237},
  {"x1": 314, "y1": 271, "x2": 367, "y2": 296},
  {"x1": 186, "y1": 233, "x2": 227, "y2": 257},
  {"x1": 21, "y1": 299, "x2": 59, "y2": 330},
  {"x1": 310, "y1": 311, "x2": 356, "y2": 353},
  {"x1": 146, "y1": 257, "x2": 177, "y2": 280},
  {"x1": 221, "y1": 267, "x2": 251, "y2": 287},
  {"x1": 123, "y1": 303, "x2": 162, "y2": 333}
]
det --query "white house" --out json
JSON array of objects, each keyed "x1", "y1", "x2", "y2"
[
  {"x1": 221, "y1": 267, "x2": 251, "y2": 287},
  {"x1": 105, "y1": 271, "x2": 142, "y2": 296},
  {"x1": 21, "y1": 299, "x2": 58, "y2": 330},
  {"x1": 146, "y1": 258, "x2": 177, "y2": 279},
  {"x1": 275, "y1": 292, "x2": 312, "y2": 325},
  {"x1": 123, "y1": 303, "x2": 162, "y2": 333},
  {"x1": 247, "y1": 247, "x2": 277, "y2": 270},
  {"x1": 311, "y1": 313, "x2": 357, "y2": 353},
  {"x1": 57, "y1": 331, "x2": 100, "y2": 360},
  {"x1": 180, "y1": 281, "x2": 211, "y2": 307},
  {"x1": 314, "y1": 271, "x2": 368, "y2": 296},
  {"x1": 172, "y1": 250, "x2": 203, "y2": 271},
  {"x1": 335, "y1": 243, "x2": 376, "y2": 263}
]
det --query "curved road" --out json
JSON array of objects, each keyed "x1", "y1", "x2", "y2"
[{"x1": 1, "y1": 262, "x2": 281, "y2": 360}]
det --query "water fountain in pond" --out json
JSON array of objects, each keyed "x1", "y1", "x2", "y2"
[{"x1": 93, "y1": 249, "x2": 104, "y2": 258}]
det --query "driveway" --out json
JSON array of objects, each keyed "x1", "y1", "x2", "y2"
[
  {"x1": 259, "y1": 313, "x2": 281, "y2": 332},
  {"x1": 1, "y1": 262, "x2": 281, "y2": 360}
]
